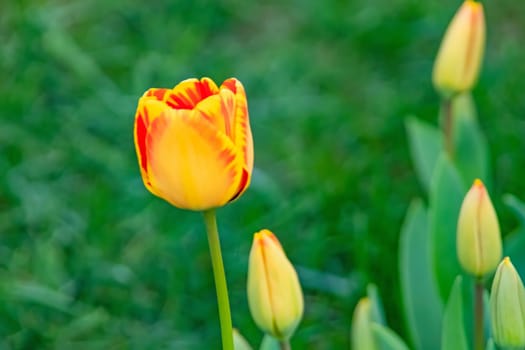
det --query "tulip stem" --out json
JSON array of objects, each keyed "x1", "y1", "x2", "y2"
[
  {"x1": 279, "y1": 340, "x2": 291, "y2": 350},
  {"x1": 203, "y1": 209, "x2": 233, "y2": 350},
  {"x1": 474, "y1": 279, "x2": 484, "y2": 350}
]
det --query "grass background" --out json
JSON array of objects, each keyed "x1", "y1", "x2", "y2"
[{"x1": 1, "y1": 0, "x2": 524, "y2": 348}]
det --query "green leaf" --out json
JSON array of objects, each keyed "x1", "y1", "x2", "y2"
[
  {"x1": 399, "y1": 199, "x2": 443, "y2": 350},
  {"x1": 5, "y1": 280, "x2": 73, "y2": 313},
  {"x1": 503, "y1": 194, "x2": 525, "y2": 226},
  {"x1": 234, "y1": 329, "x2": 253, "y2": 350},
  {"x1": 372, "y1": 323, "x2": 410, "y2": 350},
  {"x1": 485, "y1": 338, "x2": 495, "y2": 350},
  {"x1": 406, "y1": 116, "x2": 443, "y2": 193},
  {"x1": 441, "y1": 276, "x2": 468, "y2": 350},
  {"x1": 259, "y1": 335, "x2": 280, "y2": 350},
  {"x1": 367, "y1": 284, "x2": 385, "y2": 325},
  {"x1": 429, "y1": 154, "x2": 466, "y2": 301},
  {"x1": 503, "y1": 195, "x2": 525, "y2": 276},
  {"x1": 450, "y1": 93, "x2": 490, "y2": 188}
]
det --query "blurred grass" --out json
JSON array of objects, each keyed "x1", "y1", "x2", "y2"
[{"x1": 1, "y1": 0, "x2": 524, "y2": 348}]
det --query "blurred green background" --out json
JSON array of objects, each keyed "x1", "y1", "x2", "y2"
[{"x1": 1, "y1": 0, "x2": 524, "y2": 348}]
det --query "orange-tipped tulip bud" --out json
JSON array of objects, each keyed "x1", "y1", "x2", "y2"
[
  {"x1": 490, "y1": 257, "x2": 525, "y2": 348},
  {"x1": 432, "y1": 0, "x2": 485, "y2": 97},
  {"x1": 133, "y1": 77, "x2": 254, "y2": 211},
  {"x1": 456, "y1": 179, "x2": 502, "y2": 277},
  {"x1": 247, "y1": 229, "x2": 303, "y2": 340}
]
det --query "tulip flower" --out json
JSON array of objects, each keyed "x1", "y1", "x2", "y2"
[
  {"x1": 456, "y1": 179, "x2": 502, "y2": 277},
  {"x1": 134, "y1": 77, "x2": 253, "y2": 211},
  {"x1": 247, "y1": 229, "x2": 303, "y2": 340},
  {"x1": 432, "y1": 0, "x2": 485, "y2": 97},
  {"x1": 490, "y1": 257, "x2": 525, "y2": 348}
]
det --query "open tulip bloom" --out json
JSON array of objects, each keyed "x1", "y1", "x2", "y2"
[
  {"x1": 134, "y1": 77, "x2": 253, "y2": 211},
  {"x1": 133, "y1": 77, "x2": 254, "y2": 350}
]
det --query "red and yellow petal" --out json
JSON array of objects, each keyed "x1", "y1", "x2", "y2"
[
  {"x1": 134, "y1": 98, "x2": 169, "y2": 197},
  {"x1": 145, "y1": 109, "x2": 245, "y2": 210},
  {"x1": 164, "y1": 77, "x2": 219, "y2": 110},
  {"x1": 143, "y1": 88, "x2": 169, "y2": 101},
  {"x1": 221, "y1": 78, "x2": 254, "y2": 192}
]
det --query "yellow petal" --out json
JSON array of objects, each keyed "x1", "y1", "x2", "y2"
[
  {"x1": 192, "y1": 89, "x2": 236, "y2": 139},
  {"x1": 146, "y1": 110, "x2": 244, "y2": 210}
]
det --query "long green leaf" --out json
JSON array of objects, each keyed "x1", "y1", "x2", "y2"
[
  {"x1": 406, "y1": 116, "x2": 443, "y2": 193},
  {"x1": 450, "y1": 93, "x2": 490, "y2": 188},
  {"x1": 441, "y1": 276, "x2": 468, "y2": 350},
  {"x1": 429, "y1": 154, "x2": 466, "y2": 301},
  {"x1": 399, "y1": 199, "x2": 443, "y2": 350},
  {"x1": 503, "y1": 195, "x2": 525, "y2": 276}
]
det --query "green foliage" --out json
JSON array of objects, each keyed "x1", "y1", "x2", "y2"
[
  {"x1": 429, "y1": 155, "x2": 466, "y2": 301},
  {"x1": 371, "y1": 324, "x2": 410, "y2": 350},
  {"x1": 441, "y1": 276, "x2": 468, "y2": 350},
  {"x1": 503, "y1": 195, "x2": 525, "y2": 281},
  {"x1": 259, "y1": 335, "x2": 280, "y2": 350},
  {"x1": 450, "y1": 94, "x2": 490, "y2": 188},
  {"x1": 399, "y1": 199, "x2": 442, "y2": 350},
  {"x1": 405, "y1": 117, "x2": 443, "y2": 192},
  {"x1": 2, "y1": 0, "x2": 525, "y2": 348}
]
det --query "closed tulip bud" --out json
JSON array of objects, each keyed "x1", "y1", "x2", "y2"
[
  {"x1": 247, "y1": 229, "x2": 303, "y2": 340},
  {"x1": 432, "y1": 0, "x2": 485, "y2": 97},
  {"x1": 456, "y1": 179, "x2": 502, "y2": 277},
  {"x1": 351, "y1": 298, "x2": 377, "y2": 350},
  {"x1": 134, "y1": 77, "x2": 253, "y2": 211},
  {"x1": 490, "y1": 257, "x2": 525, "y2": 348}
]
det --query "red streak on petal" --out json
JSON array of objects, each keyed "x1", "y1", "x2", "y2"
[
  {"x1": 221, "y1": 94, "x2": 233, "y2": 139},
  {"x1": 166, "y1": 93, "x2": 194, "y2": 109},
  {"x1": 218, "y1": 148, "x2": 236, "y2": 165},
  {"x1": 221, "y1": 79, "x2": 237, "y2": 93},
  {"x1": 229, "y1": 168, "x2": 249, "y2": 202},
  {"x1": 198, "y1": 79, "x2": 215, "y2": 98},
  {"x1": 146, "y1": 88, "x2": 169, "y2": 101},
  {"x1": 136, "y1": 109, "x2": 149, "y2": 175}
]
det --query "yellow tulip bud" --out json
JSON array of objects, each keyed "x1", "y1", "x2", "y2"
[
  {"x1": 247, "y1": 229, "x2": 303, "y2": 340},
  {"x1": 490, "y1": 257, "x2": 525, "y2": 348},
  {"x1": 432, "y1": 0, "x2": 485, "y2": 97},
  {"x1": 351, "y1": 298, "x2": 377, "y2": 350},
  {"x1": 456, "y1": 179, "x2": 502, "y2": 277}
]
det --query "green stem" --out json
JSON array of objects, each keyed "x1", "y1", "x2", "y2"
[
  {"x1": 203, "y1": 209, "x2": 233, "y2": 350},
  {"x1": 474, "y1": 279, "x2": 484, "y2": 350},
  {"x1": 279, "y1": 340, "x2": 291, "y2": 350}
]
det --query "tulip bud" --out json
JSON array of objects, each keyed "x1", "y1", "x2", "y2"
[
  {"x1": 351, "y1": 298, "x2": 377, "y2": 350},
  {"x1": 456, "y1": 179, "x2": 502, "y2": 277},
  {"x1": 490, "y1": 257, "x2": 525, "y2": 348},
  {"x1": 247, "y1": 229, "x2": 303, "y2": 340},
  {"x1": 432, "y1": 0, "x2": 485, "y2": 97}
]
